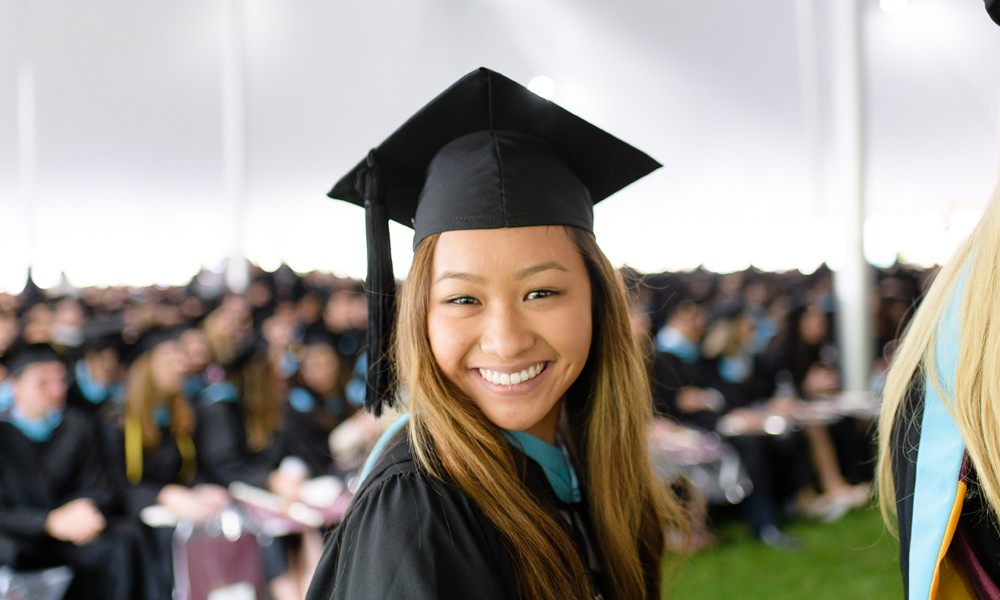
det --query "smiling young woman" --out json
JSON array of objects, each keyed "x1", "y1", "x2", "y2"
[
  {"x1": 306, "y1": 67, "x2": 687, "y2": 600},
  {"x1": 426, "y1": 226, "x2": 593, "y2": 444}
]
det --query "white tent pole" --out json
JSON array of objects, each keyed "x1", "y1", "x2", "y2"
[
  {"x1": 16, "y1": 0, "x2": 37, "y2": 281},
  {"x1": 829, "y1": 0, "x2": 873, "y2": 393},
  {"x1": 223, "y1": 0, "x2": 250, "y2": 293}
]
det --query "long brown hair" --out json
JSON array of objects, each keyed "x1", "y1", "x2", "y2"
[
  {"x1": 227, "y1": 349, "x2": 284, "y2": 453},
  {"x1": 395, "y1": 226, "x2": 687, "y2": 600}
]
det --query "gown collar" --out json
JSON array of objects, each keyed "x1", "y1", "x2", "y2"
[
  {"x1": 503, "y1": 429, "x2": 581, "y2": 503},
  {"x1": 1, "y1": 405, "x2": 64, "y2": 443}
]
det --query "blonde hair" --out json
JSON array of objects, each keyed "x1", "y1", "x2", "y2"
[
  {"x1": 395, "y1": 226, "x2": 687, "y2": 600},
  {"x1": 877, "y1": 182, "x2": 1000, "y2": 533},
  {"x1": 124, "y1": 352, "x2": 196, "y2": 482}
]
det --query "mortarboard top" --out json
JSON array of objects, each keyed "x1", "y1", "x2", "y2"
[
  {"x1": 328, "y1": 66, "x2": 662, "y2": 415},
  {"x1": 81, "y1": 315, "x2": 126, "y2": 354},
  {"x1": 1, "y1": 342, "x2": 65, "y2": 377},
  {"x1": 302, "y1": 326, "x2": 342, "y2": 352},
  {"x1": 123, "y1": 325, "x2": 186, "y2": 367},
  {"x1": 330, "y1": 67, "x2": 660, "y2": 249}
]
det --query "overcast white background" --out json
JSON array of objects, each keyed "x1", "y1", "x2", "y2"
[{"x1": 2, "y1": 0, "x2": 1000, "y2": 292}]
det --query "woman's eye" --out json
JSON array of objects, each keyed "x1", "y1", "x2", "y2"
[
  {"x1": 447, "y1": 296, "x2": 479, "y2": 305},
  {"x1": 525, "y1": 290, "x2": 556, "y2": 301}
]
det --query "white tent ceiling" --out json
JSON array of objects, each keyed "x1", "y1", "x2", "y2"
[{"x1": 2, "y1": 0, "x2": 1000, "y2": 290}]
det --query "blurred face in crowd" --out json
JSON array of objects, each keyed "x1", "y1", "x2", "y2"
[
  {"x1": 21, "y1": 304, "x2": 54, "y2": 344},
  {"x1": 150, "y1": 340, "x2": 187, "y2": 394},
  {"x1": 427, "y1": 226, "x2": 593, "y2": 444},
  {"x1": 180, "y1": 328, "x2": 212, "y2": 373},
  {"x1": 13, "y1": 361, "x2": 68, "y2": 419},
  {"x1": 86, "y1": 347, "x2": 120, "y2": 385},
  {"x1": 300, "y1": 344, "x2": 341, "y2": 396},
  {"x1": 799, "y1": 306, "x2": 829, "y2": 346},
  {"x1": 670, "y1": 302, "x2": 708, "y2": 342}
]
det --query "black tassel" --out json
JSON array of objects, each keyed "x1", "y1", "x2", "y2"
[{"x1": 357, "y1": 150, "x2": 396, "y2": 416}]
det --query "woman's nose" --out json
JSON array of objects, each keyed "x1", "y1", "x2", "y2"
[{"x1": 479, "y1": 303, "x2": 535, "y2": 359}]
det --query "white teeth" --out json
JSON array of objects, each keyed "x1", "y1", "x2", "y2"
[{"x1": 478, "y1": 363, "x2": 544, "y2": 386}]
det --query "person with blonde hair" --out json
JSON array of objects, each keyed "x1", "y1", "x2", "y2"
[
  {"x1": 877, "y1": 155, "x2": 1000, "y2": 593},
  {"x1": 306, "y1": 68, "x2": 687, "y2": 600},
  {"x1": 114, "y1": 326, "x2": 230, "y2": 599}
]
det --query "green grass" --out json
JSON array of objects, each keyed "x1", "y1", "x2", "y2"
[{"x1": 665, "y1": 507, "x2": 903, "y2": 599}]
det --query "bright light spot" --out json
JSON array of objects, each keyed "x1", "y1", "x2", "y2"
[
  {"x1": 31, "y1": 264, "x2": 63, "y2": 290},
  {"x1": 254, "y1": 253, "x2": 283, "y2": 274},
  {"x1": 864, "y1": 210, "x2": 977, "y2": 269},
  {"x1": 880, "y1": 0, "x2": 908, "y2": 14},
  {"x1": 528, "y1": 76, "x2": 556, "y2": 100},
  {"x1": 0, "y1": 267, "x2": 28, "y2": 295}
]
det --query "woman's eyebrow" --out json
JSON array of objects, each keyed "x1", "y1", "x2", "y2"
[
  {"x1": 435, "y1": 262, "x2": 568, "y2": 284},
  {"x1": 515, "y1": 261, "x2": 568, "y2": 281},
  {"x1": 435, "y1": 271, "x2": 486, "y2": 284}
]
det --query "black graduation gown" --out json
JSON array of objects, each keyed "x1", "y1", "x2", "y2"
[
  {"x1": 891, "y1": 378, "x2": 1000, "y2": 597},
  {"x1": 281, "y1": 387, "x2": 351, "y2": 478},
  {"x1": 65, "y1": 364, "x2": 120, "y2": 425},
  {"x1": 650, "y1": 349, "x2": 724, "y2": 430},
  {"x1": 194, "y1": 389, "x2": 290, "y2": 581},
  {"x1": 194, "y1": 394, "x2": 285, "y2": 490},
  {"x1": 0, "y1": 408, "x2": 137, "y2": 600},
  {"x1": 306, "y1": 430, "x2": 616, "y2": 600},
  {"x1": 108, "y1": 425, "x2": 192, "y2": 600}
]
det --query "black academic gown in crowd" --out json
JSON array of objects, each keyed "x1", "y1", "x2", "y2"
[
  {"x1": 650, "y1": 349, "x2": 723, "y2": 430},
  {"x1": 195, "y1": 383, "x2": 290, "y2": 580},
  {"x1": 282, "y1": 387, "x2": 352, "y2": 478},
  {"x1": 650, "y1": 348, "x2": 804, "y2": 536},
  {"x1": 0, "y1": 407, "x2": 138, "y2": 600},
  {"x1": 108, "y1": 425, "x2": 193, "y2": 600},
  {"x1": 194, "y1": 383, "x2": 286, "y2": 490},
  {"x1": 306, "y1": 428, "x2": 622, "y2": 600},
  {"x1": 65, "y1": 360, "x2": 125, "y2": 462}
]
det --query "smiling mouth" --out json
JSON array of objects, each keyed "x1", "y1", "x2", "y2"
[{"x1": 477, "y1": 363, "x2": 547, "y2": 386}]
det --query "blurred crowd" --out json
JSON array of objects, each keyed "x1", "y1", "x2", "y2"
[
  {"x1": 0, "y1": 265, "x2": 382, "y2": 600},
  {"x1": 0, "y1": 260, "x2": 932, "y2": 597},
  {"x1": 628, "y1": 262, "x2": 932, "y2": 550}
]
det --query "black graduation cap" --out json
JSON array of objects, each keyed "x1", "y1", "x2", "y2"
[
  {"x1": 81, "y1": 315, "x2": 126, "y2": 355},
  {"x1": 988, "y1": 0, "x2": 1000, "y2": 26},
  {"x1": 329, "y1": 66, "x2": 662, "y2": 415},
  {"x1": 124, "y1": 325, "x2": 186, "y2": 367},
  {"x1": 302, "y1": 326, "x2": 343, "y2": 352},
  {"x1": 1, "y1": 342, "x2": 65, "y2": 377}
]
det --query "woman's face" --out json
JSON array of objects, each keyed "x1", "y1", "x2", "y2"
[
  {"x1": 300, "y1": 344, "x2": 340, "y2": 395},
  {"x1": 427, "y1": 226, "x2": 592, "y2": 444},
  {"x1": 150, "y1": 340, "x2": 186, "y2": 393},
  {"x1": 799, "y1": 307, "x2": 828, "y2": 345}
]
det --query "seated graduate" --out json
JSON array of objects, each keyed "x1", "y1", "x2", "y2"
[
  {"x1": 195, "y1": 336, "x2": 316, "y2": 600},
  {"x1": 650, "y1": 293, "x2": 804, "y2": 548},
  {"x1": 0, "y1": 342, "x2": 138, "y2": 600},
  {"x1": 109, "y1": 326, "x2": 230, "y2": 600},
  {"x1": 65, "y1": 316, "x2": 127, "y2": 441},
  {"x1": 306, "y1": 67, "x2": 688, "y2": 600},
  {"x1": 283, "y1": 327, "x2": 358, "y2": 480}
]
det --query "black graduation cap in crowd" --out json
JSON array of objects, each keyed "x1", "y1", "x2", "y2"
[
  {"x1": 329, "y1": 66, "x2": 661, "y2": 415},
  {"x1": 123, "y1": 325, "x2": 186, "y2": 367},
  {"x1": 81, "y1": 315, "x2": 126, "y2": 355},
  {"x1": 1, "y1": 342, "x2": 65, "y2": 377},
  {"x1": 302, "y1": 326, "x2": 343, "y2": 352}
]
